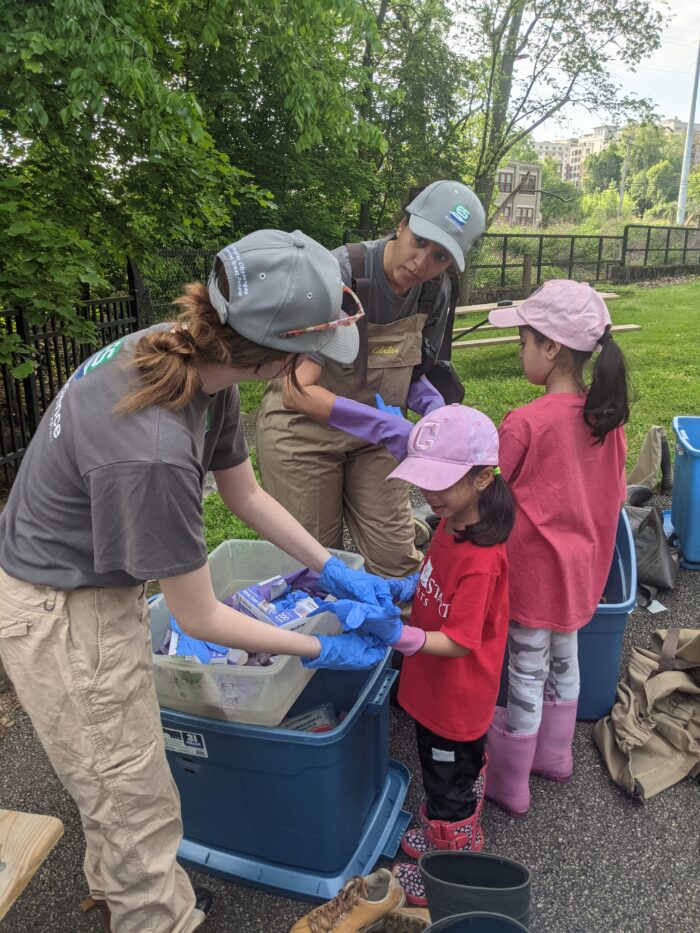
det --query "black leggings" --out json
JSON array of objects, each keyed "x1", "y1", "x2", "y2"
[{"x1": 415, "y1": 720, "x2": 487, "y2": 822}]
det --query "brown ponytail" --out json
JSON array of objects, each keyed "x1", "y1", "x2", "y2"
[{"x1": 116, "y1": 281, "x2": 302, "y2": 414}]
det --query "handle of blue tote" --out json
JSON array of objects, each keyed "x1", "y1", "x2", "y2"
[{"x1": 367, "y1": 668, "x2": 398, "y2": 715}]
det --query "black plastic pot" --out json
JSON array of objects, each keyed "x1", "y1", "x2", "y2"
[
  {"x1": 426, "y1": 912, "x2": 528, "y2": 932},
  {"x1": 419, "y1": 851, "x2": 531, "y2": 928}
]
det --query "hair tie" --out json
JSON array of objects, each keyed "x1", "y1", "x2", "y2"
[
  {"x1": 598, "y1": 331, "x2": 613, "y2": 346},
  {"x1": 170, "y1": 326, "x2": 197, "y2": 351},
  {"x1": 492, "y1": 466, "x2": 501, "y2": 476}
]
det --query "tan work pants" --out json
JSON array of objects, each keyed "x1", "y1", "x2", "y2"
[
  {"x1": 257, "y1": 315, "x2": 426, "y2": 579},
  {"x1": 0, "y1": 568, "x2": 200, "y2": 933}
]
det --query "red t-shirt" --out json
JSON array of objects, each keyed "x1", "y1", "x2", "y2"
[
  {"x1": 498, "y1": 393, "x2": 627, "y2": 633},
  {"x1": 398, "y1": 523, "x2": 509, "y2": 742}
]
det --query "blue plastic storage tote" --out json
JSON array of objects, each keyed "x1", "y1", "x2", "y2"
[
  {"x1": 671, "y1": 416, "x2": 700, "y2": 570},
  {"x1": 159, "y1": 654, "x2": 410, "y2": 901},
  {"x1": 497, "y1": 511, "x2": 637, "y2": 721}
]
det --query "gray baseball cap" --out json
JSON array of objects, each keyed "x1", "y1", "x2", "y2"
[
  {"x1": 406, "y1": 180, "x2": 486, "y2": 272},
  {"x1": 207, "y1": 229, "x2": 359, "y2": 364}
]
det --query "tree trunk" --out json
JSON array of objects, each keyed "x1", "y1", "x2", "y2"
[{"x1": 474, "y1": 1, "x2": 526, "y2": 219}]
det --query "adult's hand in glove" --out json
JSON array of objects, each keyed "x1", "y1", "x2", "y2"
[
  {"x1": 310, "y1": 598, "x2": 403, "y2": 645},
  {"x1": 385, "y1": 573, "x2": 420, "y2": 603},
  {"x1": 302, "y1": 632, "x2": 387, "y2": 670},
  {"x1": 319, "y1": 557, "x2": 393, "y2": 608}
]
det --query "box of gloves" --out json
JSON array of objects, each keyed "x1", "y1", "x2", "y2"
[
  {"x1": 236, "y1": 575, "x2": 330, "y2": 631},
  {"x1": 149, "y1": 541, "x2": 362, "y2": 726}
]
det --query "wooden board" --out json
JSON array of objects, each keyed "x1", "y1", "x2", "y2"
[
  {"x1": 452, "y1": 323, "x2": 641, "y2": 350},
  {"x1": 455, "y1": 292, "x2": 620, "y2": 316},
  {"x1": 0, "y1": 810, "x2": 64, "y2": 920}
]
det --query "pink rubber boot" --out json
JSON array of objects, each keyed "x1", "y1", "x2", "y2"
[
  {"x1": 531, "y1": 698, "x2": 578, "y2": 783},
  {"x1": 485, "y1": 707, "x2": 538, "y2": 818}
]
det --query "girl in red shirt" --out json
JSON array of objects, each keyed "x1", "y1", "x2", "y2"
[
  {"x1": 380, "y1": 404, "x2": 515, "y2": 906},
  {"x1": 485, "y1": 280, "x2": 629, "y2": 818}
]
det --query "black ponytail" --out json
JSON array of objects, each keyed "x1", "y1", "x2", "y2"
[
  {"x1": 583, "y1": 325, "x2": 630, "y2": 443},
  {"x1": 454, "y1": 466, "x2": 515, "y2": 547},
  {"x1": 526, "y1": 323, "x2": 630, "y2": 445}
]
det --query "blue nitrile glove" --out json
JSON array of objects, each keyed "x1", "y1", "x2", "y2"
[
  {"x1": 328, "y1": 397, "x2": 412, "y2": 461},
  {"x1": 374, "y1": 393, "x2": 403, "y2": 418},
  {"x1": 319, "y1": 556, "x2": 394, "y2": 608},
  {"x1": 385, "y1": 573, "x2": 420, "y2": 603},
  {"x1": 169, "y1": 617, "x2": 228, "y2": 663},
  {"x1": 309, "y1": 598, "x2": 403, "y2": 644},
  {"x1": 302, "y1": 632, "x2": 387, "y2": 670},
  {"x1": 406, "y1": 376, "x2": 445, "y2": 416}
]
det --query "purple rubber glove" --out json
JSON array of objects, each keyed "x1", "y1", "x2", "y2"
[
  {"x1": 385, "y1": 573, "x2": 419, "y2": 603},
  {"x1": 406, "y1": 376, "x2": 445, "y2": 416},
  {"x1": 302, "y1": 632, "x2": 387, "y2": 670},
  {"x1": 309, "y1": 598, "x2": 403, "y2": 644},
  {"x1": 328, "y1": 397, "x2": 412, "y2": 461}
]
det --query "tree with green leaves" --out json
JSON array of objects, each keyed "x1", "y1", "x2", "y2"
[
  {"x1": 454, "y1": 0, "x2": 663, "y2": 216},
  {"x1": 583, "y1": 148, "x2": 623, "y2": 193},
  {"x1": 0, "y1": 0, "x2": 380, "y2": 375},
  {"x1": 538, "y1": 158, "x2": 583, "y2": 226}
]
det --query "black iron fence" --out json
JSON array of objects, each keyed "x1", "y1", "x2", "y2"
[
  {"x1": 344, "y1": 223, "x2": 700, "y2": 300},
  {"x1": 1, "y1": 294, "x2": 141, "y2": 488}
]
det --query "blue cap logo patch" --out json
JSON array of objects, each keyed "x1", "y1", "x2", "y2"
[{"x1": 447, "y1": 204, "x2": 471, "y2": 228}]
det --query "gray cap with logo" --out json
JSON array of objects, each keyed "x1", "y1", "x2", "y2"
[
  {"x1": 406, "y1": 180, "x2": 486, "y2": 272},
  {"x1": 207, "y1": 229, "x2": 359, "y2": 364}
]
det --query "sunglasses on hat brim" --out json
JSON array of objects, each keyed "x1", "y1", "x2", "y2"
[{"x1": 277, "y1": 285, "x2": 365, "y2": 339}]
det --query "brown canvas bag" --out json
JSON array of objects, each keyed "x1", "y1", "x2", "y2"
[{"x1": 592, "y1": 628, "x2": 700, "y2": 801}]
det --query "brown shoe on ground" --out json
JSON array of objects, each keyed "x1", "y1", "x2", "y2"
[
  {"x1": 289, "y1": 868, "x2": 405, "y2": 932},
  {"x1": 365, "y1": 905, "x2": 432, "y2": 932}
]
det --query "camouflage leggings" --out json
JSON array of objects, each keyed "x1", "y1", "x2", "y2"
[{"x1": 506, "y1": 621, "x2": 579, "y2": 734}]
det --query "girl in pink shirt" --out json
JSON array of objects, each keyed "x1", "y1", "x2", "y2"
[{"x1": 485, "y1": 280, "x2": 629, "y2": 817}]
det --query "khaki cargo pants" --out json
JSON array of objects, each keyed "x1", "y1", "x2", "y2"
[
  {"x1": 0, "y1": 567, "x2": 201, "y2": 933},
  {"x1": 257, "y1": 315, "x2": 426, "y2": 580}
]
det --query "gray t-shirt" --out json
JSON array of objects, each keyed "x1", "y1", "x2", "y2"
[
  {"x1": 310, "y1": 235, "x2": 450, "y2": 366},
  {"x1": 0, "y1": 326, "x2": 248, "y2": 590}
]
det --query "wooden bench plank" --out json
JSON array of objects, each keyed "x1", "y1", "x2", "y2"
[
  {"x1": 455, "y1": 292, "x2": 620, "y2": 316},
  {"x1": 0, "y1": 810, "x2": 64, "y2": 920},
  {"x1": 452, "y1": 323, "x2": 641, "y2": 349}
]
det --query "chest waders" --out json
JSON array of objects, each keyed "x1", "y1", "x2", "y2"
[{"x1": 257, "y1": 247, "x2": 439, "y2": 579}]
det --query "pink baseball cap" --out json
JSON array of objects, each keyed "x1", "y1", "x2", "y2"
[
  {"x1": 387, "y1": 404, "x2": 499, "y2": 492},
  {"x1": 487, "y1": 280, "x2": 611, "y2": 352}
]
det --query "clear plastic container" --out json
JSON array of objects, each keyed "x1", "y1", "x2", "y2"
[{"x1": 150, "y1": 541, "x2": 363, "y2": 726}]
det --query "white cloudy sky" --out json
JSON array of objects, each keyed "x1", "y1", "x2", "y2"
[{"x1": 531, "y1": 0, "x2": 700, "y2": 140}]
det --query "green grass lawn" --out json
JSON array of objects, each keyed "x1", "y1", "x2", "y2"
[
  {"x1": 452, "y1": 279, "x2": 700, "y2": 468},
  {"x1": 209, "y1": 278, "x2": 700, "y2": 549}
]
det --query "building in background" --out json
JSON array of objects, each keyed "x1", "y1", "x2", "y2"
[
  {"x1": 532, "y1": 138, "x2": 576, "y2": 178},
  {"x1": 659, "y1": 117, "x2": 700, "y2": 165},
  {"x1": 533, "y1": 125, "x2": 616, "y2": 186},
  {"x1": 496, "y1": 160, "x2": 542, "y2": 226}
]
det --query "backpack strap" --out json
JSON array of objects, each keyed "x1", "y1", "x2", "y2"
[
  {"x1": 651, "y1": 627, "x2": 700, "y2": 676},
  {"x1": 344, "y1": 243, "x2": 369, "y2": 384}
]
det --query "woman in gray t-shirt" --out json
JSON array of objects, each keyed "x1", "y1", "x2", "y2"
[{"x1": 0, "y1": 230, "x2": 400, "y2": 933}]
